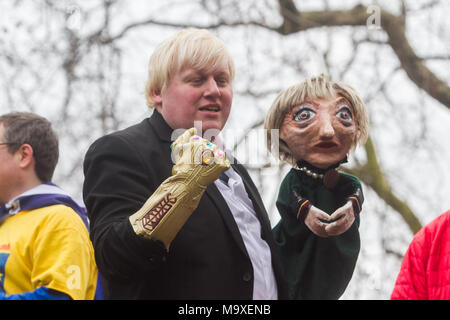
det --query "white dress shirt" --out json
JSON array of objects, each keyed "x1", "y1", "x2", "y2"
[{"x1": 215, "y1": 166, "x2": 278, "y2": 300}]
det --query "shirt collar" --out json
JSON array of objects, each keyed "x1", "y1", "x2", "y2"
[{"x1": 0, "y1": 183, "x2": 88, "y2": 228}]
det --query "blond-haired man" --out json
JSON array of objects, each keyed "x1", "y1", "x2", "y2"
[{"x1": 83, "y1": 29, "x2": 286, "y2": 299}]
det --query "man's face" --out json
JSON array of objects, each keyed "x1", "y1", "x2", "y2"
[
  {"x1": 154, "y1": 64, "x2": 233, "y2": 134},
  {"x1": 0, "y1": 124, "x2": 19, "y2": 204},
  {"x1": 280, "y1": 95, "x2": 357, "y2": 169}
]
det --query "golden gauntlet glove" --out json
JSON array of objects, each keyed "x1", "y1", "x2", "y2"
[{"x1": 129, "y1": 128, "x2": 230, "y2": 250}]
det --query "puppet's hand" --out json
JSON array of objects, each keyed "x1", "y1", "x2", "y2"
[
  {"x1": 304, "y1": 205, "x2": 331, "y2": 238},
  {"x1": 291, "y1": 190, "x2": 330, "y2": 238},
  {"x1": 325, "y1": 201, "x2": 355, "y2": 236}
]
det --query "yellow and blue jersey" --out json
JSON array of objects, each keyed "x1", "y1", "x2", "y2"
[{"x1": 0, "y1": 184, "x2": 98, "y2": 300}]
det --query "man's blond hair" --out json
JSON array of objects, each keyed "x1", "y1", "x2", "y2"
[
  {"x1": 145, "y1": 28, "x2": 235, "y2": 109},
  {"x1": 264, "y1": 74, "x2": 369, "y2": 166}
]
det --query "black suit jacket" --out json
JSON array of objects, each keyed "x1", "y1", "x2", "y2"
[{"x1": 83, "y1": 110, "x2": 287, "y2": 299}]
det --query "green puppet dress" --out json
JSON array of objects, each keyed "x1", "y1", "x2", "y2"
[{"x1": 273, "y1": 160, "x2": 363, "y2": 300}]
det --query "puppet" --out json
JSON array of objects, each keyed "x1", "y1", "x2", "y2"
[{"x1": 265, "y1": 74, "x2": 369, "y2": 299}]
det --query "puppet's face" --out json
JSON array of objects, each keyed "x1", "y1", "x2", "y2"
[{"x1": 280, "y1": 95, "x2": 356, "y2": 169}]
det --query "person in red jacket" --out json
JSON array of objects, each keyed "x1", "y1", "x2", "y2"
[{"x1": 391, "y1": 210, "x2": 450, "y2": 300}]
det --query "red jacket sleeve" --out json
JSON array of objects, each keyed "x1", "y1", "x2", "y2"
[{"x1": 391, "y1": 228, "x2": 429, "y2": 300}]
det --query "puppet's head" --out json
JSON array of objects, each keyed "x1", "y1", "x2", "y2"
[{"x1": 265, "y1": 74, "x2": 369, "y2": 170}]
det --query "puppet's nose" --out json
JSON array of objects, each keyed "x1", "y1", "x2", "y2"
[{"x1": 318, "y1": 116, "x2": 335, "y2": 139}]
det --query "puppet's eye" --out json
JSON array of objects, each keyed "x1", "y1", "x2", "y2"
[
  {"x1": 336, "y1": 106, "x2": 353, "y2": 122},
  {"x1": 293, "y1": 106, "x2": 315, "y2": 122}
]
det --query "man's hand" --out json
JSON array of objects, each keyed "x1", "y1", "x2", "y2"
[
  {"x1": 129, "y1": 127, "x2": 229, "y2": 250},
  {"x1": 171, "y1": 128, "x2": 229, "y2": 186},
  {"x1": 325, "y1": 201, "x2": 355, "y2": 236}
]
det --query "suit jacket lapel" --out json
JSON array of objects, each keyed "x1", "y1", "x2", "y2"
[
  {"x1": 204, "y1": 183, "x2": 249, "y2": 257},
  {"x1": 231, "y1": 164, "x2": 272, "y2": 235},
  {"x1": 204, "y1": 163, "x2": 273, "y2": 258}
]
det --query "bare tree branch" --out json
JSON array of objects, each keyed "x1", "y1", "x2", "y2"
[
  {"x1": 86, "y1": 17, "x2": 276, "y2": 46},
  {"x1": 276, "y1": 1, "x2": 450, "y2": 109},
  {"x1": 86, "y1": 1, "x2": 450, "y2": 110},
  {"x1": 344, "y1": 137, "x2": 423, "y2": 234}
]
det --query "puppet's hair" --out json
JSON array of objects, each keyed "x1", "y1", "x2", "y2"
[
  {"x1": 145, "y1": 28, "x2": 235, "y2": 109},
  {"x1": 264, "y1": 74, "x2": 369, "y2": 166}
]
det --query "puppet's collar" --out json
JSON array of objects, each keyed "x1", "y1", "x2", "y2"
[
  {"x1": 295, "y1": 156, "x2": 348, "y2": 189},
  {"x1": 295, "y1": 156, "x2": 348, "y2": 173}
]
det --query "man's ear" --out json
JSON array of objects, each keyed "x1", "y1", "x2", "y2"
[
  {"x1": 16, "y1": 144, "x2": 34, "y2": 169},
  {"x1": 151, "y1": 89, "x2": 163, "y2": 105}
]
